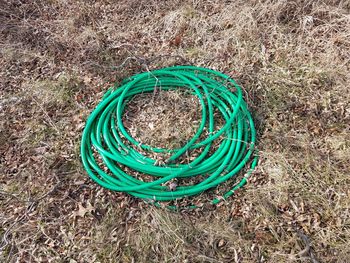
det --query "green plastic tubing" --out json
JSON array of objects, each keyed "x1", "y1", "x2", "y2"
[{"x1": 80, "y1": 65, "x2": 258, "y2": 209}]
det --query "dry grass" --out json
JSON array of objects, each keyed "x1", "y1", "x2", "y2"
[
  {"x1": 1, "y1": 0, "x2": 350, "y2": 262},
  {"x1": 123, "y1": 89, "x2": 201, "y2": 150}
]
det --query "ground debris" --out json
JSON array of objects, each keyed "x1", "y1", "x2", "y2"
[{"x1": 1, "y1": 0, "x2": 349, "y2": 262}]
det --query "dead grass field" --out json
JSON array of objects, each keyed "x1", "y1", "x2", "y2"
[{"x1": 1, "y1": 0, "x2": 350, "y2": 262}]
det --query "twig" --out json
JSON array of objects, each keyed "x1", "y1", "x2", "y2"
[
  {"x1": 296, "y1": 228, "x2": 320, "y2": 263},
  {"x1": 29, "y1": 95, "x2": 60, "y2": 134},
  {"x1": 0, "y1": 214, "x2": 25, "y2": 252},
  {"x1": 112, "y1": 56, "x2": 147, "y2": 70}
]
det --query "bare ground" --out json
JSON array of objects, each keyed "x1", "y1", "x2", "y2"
[{"x1": 1, "y1": 0, "x2": 350, "y2": 262}]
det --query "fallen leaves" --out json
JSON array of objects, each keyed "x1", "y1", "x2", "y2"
[{"x1": 73, "y1": 202, "x2": 95, "y2": 219}]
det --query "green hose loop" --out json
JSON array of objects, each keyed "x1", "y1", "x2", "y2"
[{"x1": 80, "y1": 65, "x2": 258, "y2": 209}]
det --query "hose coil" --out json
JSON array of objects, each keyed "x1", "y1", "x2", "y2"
[{"x1": 81, "y1": 66, "x2": 258, "y2": 208}]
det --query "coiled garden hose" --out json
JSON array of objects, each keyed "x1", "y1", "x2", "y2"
[{"x1": 81, "y1": 66, "x2": 258, "y2": 209}]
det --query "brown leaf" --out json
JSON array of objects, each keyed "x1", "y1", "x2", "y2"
[
  {"x1": 173, "y1": 34, "x2": 182, "y2": 47},
  {"x1": 255, "y1": 230, "x2": 276, "y2": 245},
  {"x1": 73, "y1": 202, "x2": 95, "y2": 218},
  {"x1": 170, "y1": 31, "x2": 184, "y2": 47}
]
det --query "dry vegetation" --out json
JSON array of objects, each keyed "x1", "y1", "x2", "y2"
[{"x1": 1, "y1": 0, "x2": 350, "y2": 262}]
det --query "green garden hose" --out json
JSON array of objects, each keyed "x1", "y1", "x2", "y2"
[{"x1": 81, "y1": 65, "x2": 258, "y2": 209}]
